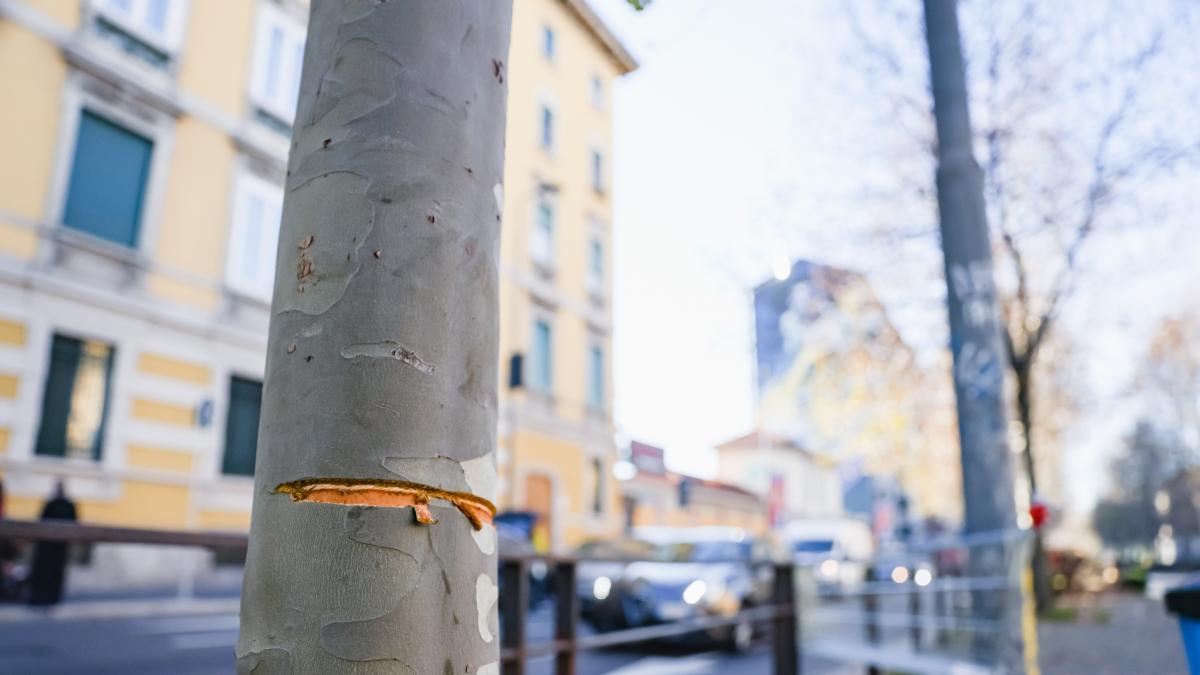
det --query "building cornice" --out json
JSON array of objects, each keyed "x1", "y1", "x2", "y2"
[{"x1": 562, "y1": 0, "x2": 639, "y2": 74}]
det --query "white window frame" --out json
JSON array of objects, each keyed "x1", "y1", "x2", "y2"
[
  {"x1": 93, "y1": 0, "x2": 189, "y2": 55},
  {"x1": 542, "y1": 24, "x2": 556, "y2": 61},
  {"x1": 590, "y1": 456, "x2": 606, "y2": 515},
  {"x1": 539, "y1": 103, "x2": 555, "y2": 152},
  {"x1": 43, "y1": 72, "x2": 175, "y2": 267},
  {"x1": 590, "y1": 74, "x2": 604, "y2": 110},
  {"x1": 586, "y1": 235, "x2": 604, "y2": 294},
  {"x1": 587, "y1": 341, "x2": 605, "y2": 412},
  {"x1": 249, "y1": 1, "x2": 307, "y2": 125},
  {"x1": 590, "y1": 147, "x2": 605, "y2": 193},
  {"x1": 531, "y1": 193, "x2": 556, "y2": 270},
  {"x1": 225, "y1": 169, "x2": 284, "y2": 302},
  {"x1": 529, "y1": 316, "x2": 554, "y2": 395}
]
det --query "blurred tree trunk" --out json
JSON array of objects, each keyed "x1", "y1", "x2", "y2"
[
  {"x1": 843, "y1": 0, "x2": 1192, "y2": 616},
  {"x1": 1014, "y1": 358, "x2": 1053, "y2": 608},
  {"x1": 235, "y1": 2, "x2": 512, "y2": 673}
]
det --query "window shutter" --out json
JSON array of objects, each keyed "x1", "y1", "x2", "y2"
[
  {"x1": 63, "y1": 112, "x2": 153, "y2": 247},
  {"x1": 222, "y1": 376, "x2": 263, "y2": 476}
]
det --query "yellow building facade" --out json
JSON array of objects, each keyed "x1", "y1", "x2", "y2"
[
  {"x1": 0, "y1": 0, "x2": 634, "y2": 559},
  {"x1": 497, "y1": 0, "x2": 635, "y2": 550}
]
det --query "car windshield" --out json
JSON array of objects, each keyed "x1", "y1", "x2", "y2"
[
  {"x1": 793, "y1": 540, "x2": 834, "y2": 553},
  {"x1": 655, "y1": 540, "x2": 751, "y2": 562},
  {"x1": 574, "y1": 538, "x2": 655, "y2": 559}
]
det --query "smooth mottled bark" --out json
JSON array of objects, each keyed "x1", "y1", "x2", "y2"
[{"x1": 236, "y1": 2, "x2": 511, "y2": 673}]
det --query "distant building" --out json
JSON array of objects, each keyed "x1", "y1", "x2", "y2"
[
  {"x1": 713, "y1": 431, "x2": 842, "y2": 524},
  {"x1": 619, "y1": 442, "x2": 768, "y2": 535},
  {"x1": 495, "y1": 0, "x2": 637, "y2": 551},
  {"x1": 752, "y1": 260, "x2": 962, "y2": 523},
  {"x1": 0, "y1": 0, "x2": 636, "y2": 581}
]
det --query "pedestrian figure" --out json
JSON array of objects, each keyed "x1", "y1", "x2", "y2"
[
  {"x1": 0, "y1": 480, "x2": 20, "y2": 601},
  {"x1": 28, "y1": 481, "x2": 76, "y2": 606}
]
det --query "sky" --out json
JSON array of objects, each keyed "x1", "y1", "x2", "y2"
[{"x1": 589, "y1": 0, "x2": 1200, "y2": 512}]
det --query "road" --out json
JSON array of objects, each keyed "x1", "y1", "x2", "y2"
[{"x1": 0, "y1": 603, "x2": 853, "y2": 674}]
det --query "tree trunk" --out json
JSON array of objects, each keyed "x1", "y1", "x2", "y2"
[
  {"x1": 236, "y1": 2, "x2": 512, "y2": 673},
  {"x1": 1016, "y1": 362, "x2": 1054, "y2": 611}
]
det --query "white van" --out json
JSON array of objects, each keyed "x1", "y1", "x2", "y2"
[{"x1": 780, "y1": 518, "x2": 874, "y2": 592}]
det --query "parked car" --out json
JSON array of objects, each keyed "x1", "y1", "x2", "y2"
[
  {"x1": 587, "y1": 526, "x2": 775, "y2": 652},
  {"x1": 780, "y1": 518, "x2": 873, "y2": 593},
  {"x1": 573, "y1": 536, "x2": 657, "y2": 624}
]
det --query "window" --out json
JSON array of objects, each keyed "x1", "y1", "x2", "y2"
[
  {"x1": 226, "y1": 171, "x2": 284, "y2": 301},
  {"x1": 249, "y1": 2, "x2": 306, "y2": 126},
  {"x1": 530, "y1": 320, "x2": 553, "y2": 394},
  {"x1": 35, "y1": 335, "x2": 116, "y2": 461},
  {"x1": 591, "y1": 149, "x2": 604, "y2": 193},
  {"x1": 587, "y1": 238, "x2": 604, "y2": 292},
  {"x1": 587, "y1": 344, "x2": 605, "y2": 411},
  {"x1": 222, "y1": 376, "x2": 263, "y2": 476},
  {"x1": 62, "y1": 111, "x2": 154, "y2": 248},
  {"x1": 94, "y1": 0, "x2": 187, "y2": 57},
  {"x1": 542, "y1": 25, "x2": 555, "y2": 61},
  {"x1": 532, "y1": 198, "x2": 555, "y2": 267},
  {"x1": 540, "y1": 104, "x2": 555, "y2": 151},
  {"x1": 591, "y1": 457, "x2": 605, "y2": 514},
  {"x1": 591, "y1": 75, "x2": 604, "y2": 109}
]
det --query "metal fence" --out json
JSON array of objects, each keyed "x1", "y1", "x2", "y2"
[
  {"x1": 496, "y1": 554, "x2": 798, "y2": 674},
  {"x1": 800, "y1": 528, "x2": 1033, "y2": 675},
  {"x1": 0, "y1": 519, "x2": 802, "y2": 674}
]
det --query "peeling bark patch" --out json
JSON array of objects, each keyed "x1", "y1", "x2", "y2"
[
  {"x1": 236, "y1": 647, "x2": 293, "y2": 674},
  {"x1": 275, "y1": 478, "x2": 495, "y2": 529},
  {"x1": 492, "y1": 184, "x2": 503, "y2": 213},
  {"x1": 340, "y1": 340, "x2": 435, "y2": 374},
  {"x1": 459, "y1": 455, "x2": 497, "y2": 502},
  {"x1": 476, "y1": 662, "x2": 499, "y2": 675},
  {"x1": 275, "y1": 172, "x2": 374, "y2": 315},
  {"x1": 470, "y1": 523, "x2": 495, "y2": 555},
  {"x1": 475, "y1": 574, "x2": 498, "y2": 643},
  {"x1": 297, "y1": 254, "x2": 314, "y2": 280}
]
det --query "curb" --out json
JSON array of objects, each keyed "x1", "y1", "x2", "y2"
[{"x1": 0, "y1": 597, "x2": 240, "y2": 623}]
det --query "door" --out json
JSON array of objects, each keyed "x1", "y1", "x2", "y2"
[{"x1": 524, "y1": 472, "x2": 553, "y2": 552}]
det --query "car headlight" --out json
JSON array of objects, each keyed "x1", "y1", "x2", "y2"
[
  {"x1": 913, "y1": 568, "x2": 933, "y2": 587},
  {"x1": 819, "y1": 559, "x2": 840, "y2": 578},
  {"x1": 890, "y1": 566, "x2": 909, "y2": 584},
  {"x1": 682, "y1": 579, "x2": 707, "y2": 605},
  {"x1": 593, "y1": 576, "x2": 611, "y2": 600}
]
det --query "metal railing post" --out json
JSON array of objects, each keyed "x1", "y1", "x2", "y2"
[
  {"x1": 500, "y1": 558, "x2": 529, "y2": 675},
  {"x1": 863, "y1": 567, "x2": 881, "y2": 675},
  {"x1": 910, "y1": 582, "x2": 921, "y2": 651},
  {"x1": 772, "y1": 562, "x2": 799, "y2": 675},
  {"x1": 554, "y1": 560, "x2": 578, "y2": 675},
  {"x1": 935, "y1": 583, "x2": 948, "y2": 646}
]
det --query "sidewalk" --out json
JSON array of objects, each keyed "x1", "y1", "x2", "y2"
[
  {"x1": 0, "y1": 583, "x2": 242, "y2": 623},
  {"x1": 1038, "y1": 591, "x2": 1187, "y2": 675},
  {"x1": 0, "y1": 595, "x2": 240, "y2": 623}
]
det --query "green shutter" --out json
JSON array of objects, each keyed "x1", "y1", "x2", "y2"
[
  {"x1": 63, "y1": 111, "x2": 154, "y2": 247},
  {"x1": 35, "y1": 335, "x2": 115, "y2": 461},
  {"x1": 222, "y1": 376, "x2": 263, "y2": 476}
]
